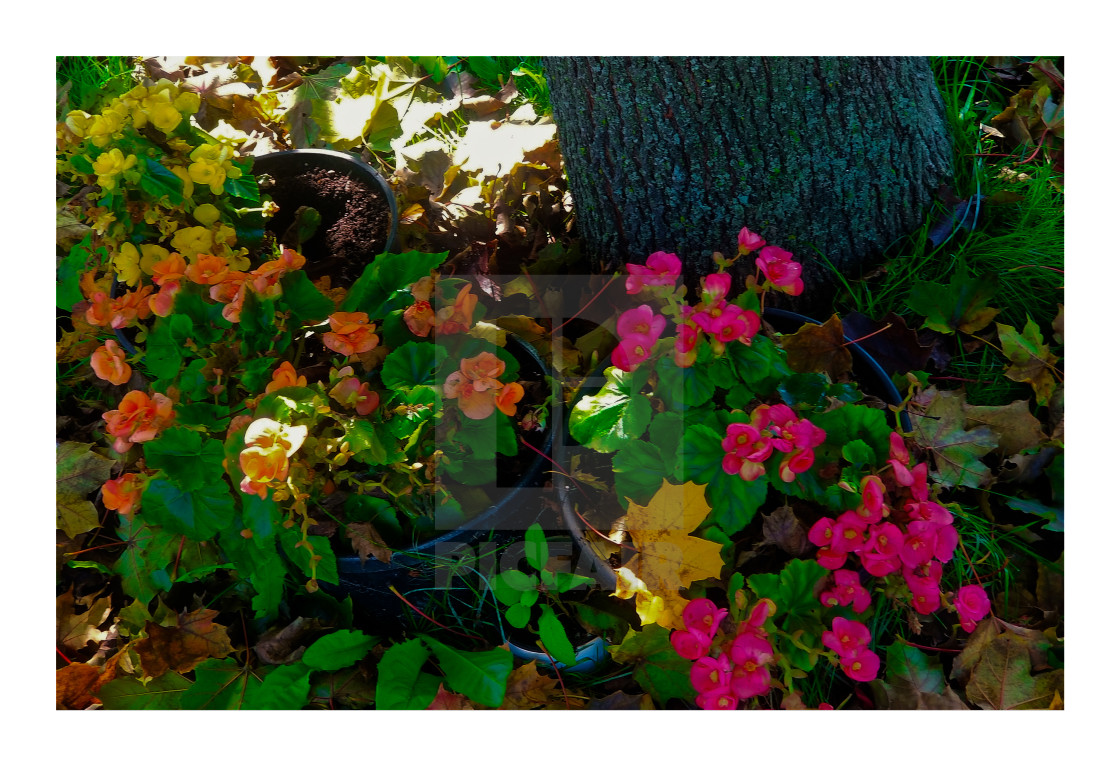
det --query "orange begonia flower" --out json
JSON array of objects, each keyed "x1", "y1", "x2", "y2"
[
  {"x1": 459, "y1": 351, "x2": 505, "y2": 392},
  {"x1": 151, "y1": 252, "x2": 188, "y2": 286},
  {"x1": 323, "y1": 312, "x2": 380, "y2": 356},
  {"x1": 250, "y1": 247, "x2": 306, "y2": 298},
  {"x1": 329, "y1": 376, "x2": 380, "y2": 416},
  {"x1": 91, "y1": 339, "x2": 131, "y2": 385},
  {"x1": 444, "y1": 370, "x2": 495, "y2": 420},
  {"x1": 110, "y1": 286, "x2": 154, "y2": 329},
  {"x1": 434, "y1": 283, "x2": 477, "y2": 335},
  {"x1": 85, "y1": 292, "x2": 114, "y2": 326},
  {"x1": 149, "y1": 281, "x2": 181, "y2": 317},
  {"x1": 238, "y1": 444, "x2": 289, "y2": 498},
  {"x1": 244, "y1": 417, "x2": 307, "y2": 457},
  {"x1": 185, "y1": 253, "x2": 230, "y2": 285},
  {"x1": 102, "y1": 473, "x2": 144, "y2": 517},
  {"x1": 403, "y1": 300, "x2": 435, "y2": 337},
  {"x1": 102, "y1": 390, "x2": 174, "y2": 453},
  {"x1": 266, "y1": 361, "x2": 308, "y2": 393},
  {"x1": 494, "y1": 382, "x2": 524, "y2": 417}
]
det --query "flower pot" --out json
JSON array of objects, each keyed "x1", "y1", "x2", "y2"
[
  {"x1": 506, "y1": 634, "x2": 610, "y2": 675},
  {"x1": 324, "y1": 334, "x2": 557, "y2": 632},
  {"x1": 760, "y1": 307, "x2": 911, "y2": 431},
  {"x1": 252, "y1": 148, "x2": 399, "y2": 289}
]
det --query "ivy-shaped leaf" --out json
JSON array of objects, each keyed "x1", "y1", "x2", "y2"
[
  {"x1": 143, "y1": 427, "x2": 228, "y2": 491},
  {"x1": 906, "y1": 265, "x2": 1001, "y2": 334},
  {"x1": 912, "y1": 388, "x2": 998, "y2": 488},
  {"x1": 179, "y1": 657, "x2": 261, "y2": 710},
  {"x1": 57, "y1": 442, "x2": 115, "y2": 538},
  {"x1": 142, "y1": 478, "x2": 236, "y2": 540},
  {"x1": 778, "y1": 315, "x2": 853, "y2": 378},
  {"x1": 607, "y1": 624, "x2": 694, "y2": 704},
  {"x1": 997, "y1": 318, "x2": 1060, "y2": 406}
]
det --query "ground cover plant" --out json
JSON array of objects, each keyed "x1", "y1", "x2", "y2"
[{"x1": 55, "y1": 55, "x2": 1063, "y2": 712}]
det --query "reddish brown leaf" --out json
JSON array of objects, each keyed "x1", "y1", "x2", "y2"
[
  {"x1": 426, "y1": 683, "x2": 475, "y2": 710},
  {"x1": 841, "y1": 312, "x2": 933, "y2": 376},
  {"x1": 345, "y1": 522, "x2": 392, "y2": 565},
  {"x1": 499, "y1": 662, "x2": 561, "y2": 710},
  {"x1": 779, "y1": 315, "x2": 853, "y2": 378},
  {"x1": 56, "y1": 664, "x2": 102, "y2": 710},
  {"x1": 135, "y1": 608, "x2": 234, "y2": 677}
]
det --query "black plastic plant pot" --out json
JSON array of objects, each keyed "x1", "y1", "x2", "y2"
[
  {"x1": 324, "y1": 335, "x2": 556, "y2": 633},
  {"x1": 760, "y1": 307, "x2": 912, "y2": 432},
  {"x1": 252, "y1": 148, "x2": 400, "y2": 288}
]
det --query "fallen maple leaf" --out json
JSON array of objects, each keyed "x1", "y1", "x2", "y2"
[
  {"x1": 56, "y1": 663, "x2": 102, "y2": 710},
  {"x1": 841, "y1": 312, "x2": 933, "y2": 376},
  {"x1": 57, "y1": 442, "x2": 116, "y2": 538},
  {"x1": 57, "y1": 589, "x2": 112, "y2": 652},
  {"x1": 962, "y1": 399, "x2": 1046, "y2": 455},
  {"x1": 906, "y1": 266, "x2": 1001, "y2": 335},
  {"x1": 426, "y1": 683, "x2": 475, "y2": 710},
  {"x1": 778, "y1": 314, "x2": 853, "y2": 379},
  {"x1": 912, "y1": 388, "x2": 998, "y2": 488},
  {"x1": 499, "y1": 662, "x2": 565, "y2": 710},
  {"x1": 135, "y1": 608, "x2": 234, "y2": 678},
  {"x1": 612, "y1": 480, "x2": 724, "y2": 630},
  {"x1": 997, "y1": 319, "x2": 1061, "y2": 406}
]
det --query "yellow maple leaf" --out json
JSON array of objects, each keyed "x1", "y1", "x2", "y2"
[{"x1": 611, "y1": 480, "x2": 724, "y2": 630}]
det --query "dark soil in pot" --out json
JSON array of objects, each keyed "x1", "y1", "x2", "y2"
[{"x1": 254, "y1": 150, "x2": 396, "y2": 289}]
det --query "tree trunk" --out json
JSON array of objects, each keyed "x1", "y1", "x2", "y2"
[{"x1": 543, "y1": 56, "x2": 952, "y2": 314}]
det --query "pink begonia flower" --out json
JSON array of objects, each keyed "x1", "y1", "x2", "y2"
[
  {"x1": 954, "y1": 584, "x2": 992, "y2": 633},
  {"x1": 737, "y1": 227, "x2": 766, "y2": 254},
  {"x1": 682, "y1": 598, "x2": 728, "y2": 639},
  {"x1": 691, "y1": 653, "x2": 732, "y2": 694},
  {"x1": 755, "y1": 245, "x2": 804, "y2": 296},
  {"x1": 722, "y1": 423, "x2": 772, "y2": 463},
  {"x1": 888, "y1": 431, "x2": 914, "y2": 485},
  {"x1": 817, "y1": 546, "x2": 849, "y2": 570},
  {"x1": 710, "y1": 306, "x2": 749, "y2": 346},
  {"x1": 728, "y1": 633, "x2": 774, "y2": 667},
  {"x1": 700, "y1": 272, "x2": 732, "y2": 303},
  {"x1": 808, "y1": 517, "x2": 836, "y2": 548},
  {"x1": 899, "y1": 523, "x2": 938, "y2": 568},
  {"x1": 670, "y1": 627, "x2": 713, "y2": 661},
  {"x1": 866, "y1": 521, "x2": 905, "y2": 557},
  {"x1": 830, "y1": 512, "x2": 869, "y2": 555},
  {"x1": 329, "y1": 376, "x2": 381, "y2": 416},
  {"x1": 624, "y1": 251, "x2": 681, "y2": 293},
  {"x1": 841, "y1": 648, "x2": 881, "y2": 682},
  {"x1": 907, "y1": 574, "x2": 942, "y2": 615},
  {"x1": 934, "y1": 524, "x2": 959, "y2": 563},
  {"x1": 746, "y1": 598, "x2": 776, "y2": 631},
  {"x1": 674, "y1": 321, "x2": 699, "y2": 367},
  {"x1": 617, "y1": 304, "x2": 667, "y2": 339},
  {"x1": 778, "y1": 447, "x2": 816, "y2": 482},
  {"x1": 822, "y1": 617, "x2": 870, "y2": 659},
  {"x1": 832, "y1": 569, "x2": 872, "y2": 613},
  {"x1": 729, "y1": 653, "x2": 773, "y2": 699},
  {"x1": 908, "y1": 463, "x2": 930, "y2": 501},
  {"x1": 610, "y1": 332, "x2": 658, "y2": 372},
  {"x1": 696, "y1": 687, "x2": 740, "y2": 710},
  {"x1": 856, "y1": 475, "x2": 888, "y2": 522},
  {"x1": 860, "y1": 550, "x2": 902, "y2": 578},
  {"x1": 906, "y1": 499, "x2": 954, "y2": 527}
]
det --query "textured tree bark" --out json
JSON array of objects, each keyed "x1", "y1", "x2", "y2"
[{"x1": 543, "y1": 56, "x2": 952, "y2": 314}]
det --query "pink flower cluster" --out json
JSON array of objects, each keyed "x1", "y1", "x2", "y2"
[
  {"x1": 670, "y1": 598, "x2": 778, "y2": 710},
  {"x1": 822, "y1": 617, "x2": 880, "y2": 682},
  {"x1": 625, "y1": 251, "x2": 682, "y2": 293},
  {"x1": 721, "y1": 404, "x2": 826, "y2": 483},
  {"x1": 808, "y1": 431, "x2": 990, "y2": 632},
  {"x1": 611, "y1": 304, "x2": 667, "y2": 372},
  {"x1": 676, "y1": 272, "x2": 761, "y2": 366},
  {"x1": 737, "y1": 226, "x2": 804, "y2": 297}
]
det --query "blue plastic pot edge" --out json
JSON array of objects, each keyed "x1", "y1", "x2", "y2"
[
  {"x1": 762, "y1": 307, "x2": 912, "y2": 432},
  {"x1": 505, "y1": 634, "x2": 609, "y2": 675},
  {"x1": 335, "y1": 333, "x2": 556, "y2": 574}
]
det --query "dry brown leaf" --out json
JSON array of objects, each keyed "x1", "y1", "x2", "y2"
[
  {"x1": 57, "y1": 589, "x2": 113, "y2": 652},
  {"x1": 499, "y1": 662, "x2": 560, "y2": 710},
  {"x1": 135, "y1": 608, "x2": 234, "y2": 677},
  {"x1": 779, "y1": 315, "x2": 853, "y2": 378},
  {"x1": 346, "y1": 522, "x2": 392, "y2": 564}
]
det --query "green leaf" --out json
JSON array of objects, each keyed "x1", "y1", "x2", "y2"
[
  {"x1": 279, "y1": 525, "x2": 339, "y2": 585},
  {"x1": 913, "y1": 389, "x2": 998, "y2": 488},
  {"x1": 113, "y1": 518, "x2": 178, "y2": 606},
  {"x1": 56, "y1": 442, "x2": 115, "y2": 538},
  {"x1": 649, "y1": 411, "x2": 686, "y2": 479},
  {"x1": 525, "y1": 523, "x2": 548, "y2": 571},
  {"x1": 654, "y1": 354, "x2": 715, "y2": 409},
  {"x1": 139, "y1": 157, "x2": 184, "y2": 206},
  {"x1": 504, "y1": 602, "x2": 532, "y2": 629},
  {"x1": 279, "y1": 270, "x2": 334, "y2": 323},
  {"x1": 143, "y1": 314, "x2": 193, "y2": 384},
  {"x1": 381, "y1": 341, "x2": 447, "y2": 388},
  {"x1": 704, "y1": 469, "x2": 769, "y2": 536},
  {"x1": 613, "y1": 440, "x2": 667, "y2": 507},
  {"x1": 238, "y1": 291, "x2": 279, "y2": 355},
  {"x1": 996, "y1": 318, "x2": 1060, "y2": 406},
  {"x1": 906, "y1": 264, "x2": 1001, "y2": 334},
  {"x1": 1006, "y1": 498, "x2": 1064, "y2": 533},
  {"x1": 608, "y1": 624, "x2": 694, "y2": 704},
  {"x1": 302, "y1": 630, "x2": 376, "y2": 672},
  {"x1": 142, "y1": 478, "x2": 235, "y2": 540},
  {"x1": 537, "y1": 604, "x2": 578, "y2": 666},
  {"x1": 224, "y1": 160, "x2": 260, "y2": 202},
  {"x1": 841, "y1": 439, "x2": 877, "y2": 470},
  {"x1": 98, "y1": 672, "x2": 192, "y2": 710},
  {"x1": 180, "y1": 657, "x2": 261, "y2": 710},
  {"x1": 243, "y1": 662, "x2": 313, "y2": 710},
  {"x1": 376, "y1": 638, "x2": 439, "y2": 710},
  {"x1": 726, "y1": 336, "x2": 791, "y2": 396},
  {"x1": 568, "y1": 369, "x2": 653, "y2": 452},
  {"x1": 422, "y1": 636, "x2": 513, "y2": 709},
  {"x1": 57, "y1": 233, "x2": 97, "y2": 310},
  {"x1": 342, "y1": 250, "x2": 448, "y2": 317},
  {"x1": 143, "y1": 427, "x2": 226, "y2": 491}
]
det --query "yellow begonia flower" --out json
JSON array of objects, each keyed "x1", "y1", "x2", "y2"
[
  {"x1": 113, "y1": 242, "x2": 142, "y2": 287},
  {"x1": 65, "y1": 110, "x2": 92, "y2": 137},
  {"x1": 91, "y1": 208, "x2": 116, "y2": 235},
  {"x1": 87, "y1": 111, "x2": 125, "y2": 147},
  {"x1": 171, "y1": 226, "x2": 213, "y2": 259},
  {"x1": 244, "y1": 418, "x2": 308, "y2": 458},
  {"x1": 194, "y1": 203, "x2": 221, "y2": 227},
  {"x1": 189, "y1": 157, "x2": 226, "y2": 195},
  {"x1": 174, "y1": 90, "x2": 201, "y2": 115},
  {"x1": 147, "y1": 100, "x2": 183, "y2": 134},
  {"x1": 139, "y1": 244, "x2": 170, "y2": 275},
  {"x1": 92, "y1": 148, "x2": 137, "y2": 190}
]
